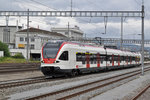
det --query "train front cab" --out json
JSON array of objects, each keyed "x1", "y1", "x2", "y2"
[{"x1": 41, "y1": 41, "x2": 71, "y2": 76}]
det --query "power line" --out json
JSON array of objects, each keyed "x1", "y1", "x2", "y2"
[
  {"x1": 86, "y1": 0, "x2": 104, "y2": 10},
  {"x1": 134, "y1": 0, "x2": 142, "y2": 6},
  {"x1": 29, "y1": 0, "x2": 58, "y2": 11},
  {"x1": 14, "y1": 0, "x2": 45, "y2": 10},
  {"x1": 25, "y1": 0, "x2": 105, "y2": 34}
]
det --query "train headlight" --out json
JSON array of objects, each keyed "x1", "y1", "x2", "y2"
[
  {"x1": 41, "y1": 60, "x2": 44, "y2": 63},
  {"x1": 55, "y1": 60, "x2": 60, "y2": 63}
]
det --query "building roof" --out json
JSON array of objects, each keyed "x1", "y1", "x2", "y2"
[
  {"x1": 51, "y1": 26, "x2": 84, "y2": 34},
  {"x1": 17, "y1": 27, "x2": 67, "y2": 37}
]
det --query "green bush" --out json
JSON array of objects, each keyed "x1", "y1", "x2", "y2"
[
  {"x1": 12, "y1": 53, "x2": 24, "y2": 59},
  {"x1": 0, "y1": 41, "x2": 10, "y2": 57}
]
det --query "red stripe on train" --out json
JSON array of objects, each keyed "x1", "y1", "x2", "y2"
[
  {"x1": 97, "y1": 53, "x2": 100, "y2": 67},
  {"x1": 112, "y1": 55, "x2": 114, "y2": 66},
  {"x1": 118, "y1": 55, "x2": 120, "y2": 66},
  {"x1": 86, "y1": 53, "x2": 90, "y2": 68}
]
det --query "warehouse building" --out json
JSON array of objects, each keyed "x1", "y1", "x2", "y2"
[{"x1": 0, "y1": 26, "x2": 22, "y2": 49}]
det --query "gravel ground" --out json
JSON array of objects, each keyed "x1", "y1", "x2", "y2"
[
  {"x1": 90, "y1": 71, "x2": 150, "y2": 100},
  {"x1": 1, "y1": 66, "x2": 150, "y2": 100},
  {"x1": 2, "y1": 66, "x2": 149, "y2": 100},
  {"x1": 137, "y1": 86, "x2": 150, "y2": 100},
  {"x1": 0, "y1": 70, "x2": 43, "y2": 82}
]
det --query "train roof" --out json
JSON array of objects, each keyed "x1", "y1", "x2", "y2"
[{"x1": 44, "y1": 40, "x2": 140, "y2": 56}]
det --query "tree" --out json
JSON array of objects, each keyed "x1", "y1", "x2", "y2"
[{"x1": 0, "y1": 41, "x2": 10, "y2": 57}]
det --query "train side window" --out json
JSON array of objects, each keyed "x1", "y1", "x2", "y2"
[
  {"x1": 110, "y1": 56, "x2": 112, "y2": 63},
  {"x1": 133, "y1": 57, "x2": 135, "y2": 61},
  {"x1": 101, "y1": 55, "x2": 106, "y2": 63},
  {"x1": 128, "y1": 56, "x2": 130, "y2": 62},
  {"x1": 93, "y1": 54, "x2": 97, "y2": 64},
  {"x1": 119, "y1": 56, "x2": 122, "y2": 63},
  {"x1": 116, "y1": 56, "x2": 118, "y2": 63},
  {"x1": 76, "y1": 53, "x2": 82, "y2": 61},
  {"x1": 114, "y1": 55, "x2": 116, "y2": 62},
  {"x1": 59, "y1": 51, "x2": 68, "y2": 61},
  {"x1": 101, "y1": 56, "x2": 104, "y2": 64},
  {"x1": 82, "y1": 53, "x2": 86, "y2": 64},
  {"x1": 121, "y1": 56, "x2": 124, "y2": 61},
  {"x1": 90, "y1": 54, "x2": 94, "y2": 64},
  {"x1": 107, "y1": 55, "x2": 112, "y2": 63}
]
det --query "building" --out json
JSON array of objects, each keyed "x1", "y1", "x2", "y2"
[
  {"x1": 10, "y1": 27, "x2": 67, "y2": 60},
  {"x1": 0, "y1": 26, "x2": 22, "y2": 49},
  {"x1": 0, "y1": 51, "x2": 4, "y2": 57},
  {"x1": 51, "y1": 25, "x2": 84, "y2": 38}
]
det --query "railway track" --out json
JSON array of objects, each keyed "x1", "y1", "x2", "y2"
[
  {"x1": 0, "y1": 63, "x2": 40, "y2": 73},
  {"x1": 0, "y1": 65, "x2": 145, "y2": 90},
  {"x1": 131, "y1": 84, "x2": 150, "y2": 100},
  {"x1": 26, "y1": 67, "x2": 150, "y2": 100},
  {"x1": 0, "y1": 76, "x2": 50, "y2": 89}
]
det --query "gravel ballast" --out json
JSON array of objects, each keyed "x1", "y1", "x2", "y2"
[
  {"x1": 1, "y1": 65, "x2": 150, "y2": 100},
  {"x1": 91, "y1": 71, "x2": 150, "y2": 100}
]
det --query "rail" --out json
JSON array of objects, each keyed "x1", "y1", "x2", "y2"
[{"x1": 26, "y1": 67, "x2": 150, "y2": 100}]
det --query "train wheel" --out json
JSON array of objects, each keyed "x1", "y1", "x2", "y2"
[{"x1": 70, "y1": 69, "x2": 78, "y2": 77}]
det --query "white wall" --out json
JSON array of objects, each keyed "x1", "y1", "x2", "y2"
[
  {"x1": 0, "y1": 28, "x2": 3, "y2": 42},
  {"x1": 10, "y1": 49, "x2": 41, "y2": 59},
  {"x1": 0, "y1": 51, "x2": 4, "y2": 57}
]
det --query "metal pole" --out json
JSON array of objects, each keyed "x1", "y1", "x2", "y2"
[
  {"x1": 121, "y1": 17, "x2": 123, "y2": 50},
  {"x1": 27, "y1": 9, "x2": 29, "y2": 61},
  {"x1": 141, "y1": 5, "x2": 144, "y2": 75},
  {"x1": 68, "y1": 22, "x2": 70, "y2": 38}
]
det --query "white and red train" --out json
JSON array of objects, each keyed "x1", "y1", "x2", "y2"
[{"x1": 40, "y1": 41, "x2": 141, "y2": 77}]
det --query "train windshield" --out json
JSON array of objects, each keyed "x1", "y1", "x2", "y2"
[{"x1": 43, "y1": 42, "x2": 63, "y2": 58}]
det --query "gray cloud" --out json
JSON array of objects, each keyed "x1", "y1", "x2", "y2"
[{"x1": 0, "y1": 0, "x2": 150, "y2": 39}]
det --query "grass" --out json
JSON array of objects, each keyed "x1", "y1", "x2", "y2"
[{"x1": 0, "y1": 57, "x2": 40, "y2": 63}]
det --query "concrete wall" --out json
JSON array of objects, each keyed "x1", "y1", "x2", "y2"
[
  {"x1": 10, "y1": 49, "x2": 41, "y2": 59},
  {"x1": 0, "y1": 26, "x2": 17, "y2": 43},
  {"x1": 0, "y1": 51, "x2": 4, "y2": 57},
  {"x1": 0, "y1": 26, "x2": 22, "y2": 49},
  {"x1": 0, "y1": 28, "x2": 3, "y2": 42}
]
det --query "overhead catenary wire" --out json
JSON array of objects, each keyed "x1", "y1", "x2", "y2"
[
  {"x1": 30, "y1": 0, "x2": 58, "y2": 11},
  {"x1": 12, "y1": 0, "x2": 144, "y2": 39},
  {"x1": 27, "y1": 0, "x2": 105, "y2": 36}
]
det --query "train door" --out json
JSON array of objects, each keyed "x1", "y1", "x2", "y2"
[
  {"x1": 85, "y1": 52, "x2": 90, "y2": 68},
  {"x1": 69, "y1": 49, "x2": 76, "y2": 68},
  {"x1": 97, "y1": 53, "x2": 100, "y2": 67},
  {"x1": 58, "y1": 50, "x2": 70, "y2": 69},
  {"x1": 126, "y1": 56, "x2": 128, "y2": 65},
  {"x1": 118, "y1": 55, "x2": 120, "y2": 66},
  {"x1": 112, "y1": 54, "x2": 114, "y2": 66},
  {"x1": 130, "y1": 56, "x2": 132, "y2": 64},
  {"x1": 76, "y1": 52, "x2": 83, "y2": 68}
]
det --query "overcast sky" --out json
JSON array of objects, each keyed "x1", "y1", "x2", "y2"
[{"x1": 0, "y1": 0, "x2": 150, "y2": 39}]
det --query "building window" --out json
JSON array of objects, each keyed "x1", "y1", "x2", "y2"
[
  {"x1": 20, "y1": 37, "x2": 24, "y2": 41},
  {"x1": 25, "y1": 37, "x2": 27, "y2": 42},
  {"x1": 30, "y1": 44, "x2": 34, "y2": 49},
  {"x1": 65, "y1": 32, "x2": 68, "y2": 35},
  {"x1": 31, "y1": 38, "x2": 35, "y2": 42}
]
